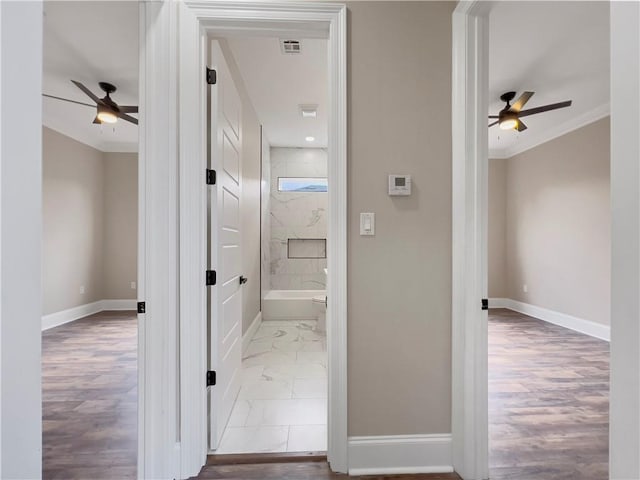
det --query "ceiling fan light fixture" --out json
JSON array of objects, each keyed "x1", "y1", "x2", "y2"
[
  {"x1": 499, "y1": 118, "x2": 518, "y2": 130},
  {"x1": 97, "y1": 105, "x2": 118, "y2": 124},
  {"x1": 499, "y1": 111, "x2": 518, "y2": 130}
]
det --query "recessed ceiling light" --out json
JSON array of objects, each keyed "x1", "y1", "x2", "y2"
[
  {"x1": 300, "y1": 104, "x2": 318, "y2": 118},
  {"x1": 305, "y1": 136, "x2": 315, "y2": 142}
]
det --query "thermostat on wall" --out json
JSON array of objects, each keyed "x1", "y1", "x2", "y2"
[{"x1": 388, "y1": 174, "x2": 411, "y2": 196}]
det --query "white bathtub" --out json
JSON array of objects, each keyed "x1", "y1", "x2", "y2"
[{"x1": 262, "y1": 290, "x2": 325, "y2": 321}]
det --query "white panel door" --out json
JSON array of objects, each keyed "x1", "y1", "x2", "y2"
[{"x1": 208, "y1": 39, "x2": 243, "y2": 450}]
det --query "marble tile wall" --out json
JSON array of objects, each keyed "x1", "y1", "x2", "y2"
[{"x1": 270, "y1": 147, "x2": 327, "y2": 290}]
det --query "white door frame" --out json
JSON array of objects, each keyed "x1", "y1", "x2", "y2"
[
  {"x1": 451, "y1": 2, "x2": 491, "y2": 479},
  {"x1": 138, "y1": 2, "x2": 181, "y2": 478},
  {"x1": 451, "y1": 2, "x2": 640, "y2": 480},
  {"x1": 140, "y1": 2, "x2": 347, "y2": 478}
]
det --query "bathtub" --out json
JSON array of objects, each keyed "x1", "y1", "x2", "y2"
[{"x1": 262, "y1": 290, "x2": 326, "y2": 321}]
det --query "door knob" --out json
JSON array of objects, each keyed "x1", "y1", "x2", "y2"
[{"x1": 239, "y1": 276, "x2": 248, "y2": 285}]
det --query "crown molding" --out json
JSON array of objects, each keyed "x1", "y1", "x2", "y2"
[
  {"x1": 43, "y1": 122, "x2": 138, "y2": 153},
  {"x1": 101, "y1": 142, "x2": 138, "y2": 153},
  {"x1": 489, "y1": 102, "x2": 610, "y2": 159}
]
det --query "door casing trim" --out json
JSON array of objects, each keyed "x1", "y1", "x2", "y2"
[{"x1": 140, "y1": 2, "x2": 348, "y2": 478}]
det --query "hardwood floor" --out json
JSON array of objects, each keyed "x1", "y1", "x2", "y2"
[
  {"x1": 195, "y1": 459, "x2": 461, "y2": 479},
  {"x1": 41, "y1": 307, "x2": 608, "y2": 479},
  {"x1": 42, "y1": 310, "x2": 137, "y2": 479},
  {"x1": 489, "y1": 308, "x2": 609, "y2": 480}
]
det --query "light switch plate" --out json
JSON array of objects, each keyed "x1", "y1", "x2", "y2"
[{"x1": 360, "y1": 212, "x2": 375, "y2": 236}]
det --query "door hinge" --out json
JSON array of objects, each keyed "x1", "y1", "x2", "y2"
[
  {"x1": 481, "y1": 298, "x2": 488, "y2": 311},
  {"x1": 206, "y1": 370, "x2": 216, "y2": 386},
  {"x1": 206, "y1": 270, "x2": 216, "y2": 286},
  {"x1": 206, "y1": 169, "x2": 216, "y2": 185},
  {"x1": 137, "y1": 301, "x2": 146, "y2": 314},
  {"x1": 206, "y1": 67, "x2": 217, "y2": 85}
]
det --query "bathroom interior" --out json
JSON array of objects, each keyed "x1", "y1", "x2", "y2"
[{"x1": 213, "y1": 35, "x2": 329, "y2": 454}]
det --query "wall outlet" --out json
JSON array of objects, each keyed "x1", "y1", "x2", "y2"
[
  {"x1": 79, "y1": 285, "x2": 85, "y2": 295},
  {"x1": 523, "y1": 284, "x2": 528, "y2": 293},
  {"x1": 131, "y1": 281, "x2": 137, "y2": 290}
]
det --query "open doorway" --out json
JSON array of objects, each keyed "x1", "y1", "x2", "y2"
[
  {"x1": 206, "y1": 34, "x2": 329, "y2": 455},
  {"x1": 486, "y1": 2, "x2": 610, "y2": 478},
  {"x1": 40, "y1": 2, "x2": 139, "y2": 477}
]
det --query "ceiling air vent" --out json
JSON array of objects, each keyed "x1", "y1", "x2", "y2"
[{"x1": 280, "y1": 39, "x2": 301, "y2": 55}]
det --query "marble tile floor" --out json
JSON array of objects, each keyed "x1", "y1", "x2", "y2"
[{"x1": 216, "y1": 319, "x2": 328, "y2": 454}]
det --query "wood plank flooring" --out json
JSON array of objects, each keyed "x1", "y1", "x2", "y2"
[
  {"x1": 41, "y1": 307, "x2": 608, "y2": 479},
  {"x1": 195, "y1": 460, "x2": 461, "y2": 479},
  {"x1": 42, "y1": 310, "x2": 137, "y2": 479},
  {"x1": 489, "y1": 308, "x2": 609, "y2": 480}
]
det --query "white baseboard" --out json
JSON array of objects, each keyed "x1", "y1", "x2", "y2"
[
  {"x1": 102, "y1": 299, "x2": 137, "y2": 310},
  {"x1": 488, "y1": 297, "x2": 510, "y2": 309},
  {"x1": 489, "y1": 298, "x2": 610, "y2": 341},
  {"x1": 42, "y1": 301, "x2": 104, "y2": 331},
  {"x1": 42, "y1": 299, "x2": 137, "y2": 331},
  {"x1": 347, "y1": 434, "x2": 453, "y2": 476},
  {"x1": 243, "y1": 311, "x2": 262, "y2": 354}
]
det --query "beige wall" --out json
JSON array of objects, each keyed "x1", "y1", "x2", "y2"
[
  {"x1": 347, "y1": 1, "x2": 454, "y2": 436},
  {"x1": 219, "y1": 39, "x2": 262, "y2": 334},
  {"x1": 42, "y1": 127, "x2": 138, "y2": 315},
  {"x1": 43, "y1": 127, "x2": 105, "y2": 314},
  {"x1": 489, "y1": 158, "x2": 508, "y2": 298},
  {"x1": 489, "y1": 117, "x2": 611, "y2": 325},
  {"x1": 103, "y1": 152, "x2": 138, "y2": 300}
]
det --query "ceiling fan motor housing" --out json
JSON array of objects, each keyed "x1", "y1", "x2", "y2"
[
  {"x1": 500, "y1": 91, "x2": 516, "y2": 106},
  {"x1": 98, "y1": 82, "x2": 117, "y2": 95}
]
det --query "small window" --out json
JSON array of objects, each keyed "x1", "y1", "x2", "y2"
[{"x1": 278, "y1": 177, "x2": 327, "y2": 193}]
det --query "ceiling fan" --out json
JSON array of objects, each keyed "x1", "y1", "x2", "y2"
[
  {"x1": 488, "y1": 91, "x2": 571, "y2": 132},
  {"x1": 43, "y1": 80, "x2": 138, "y2": 125}
]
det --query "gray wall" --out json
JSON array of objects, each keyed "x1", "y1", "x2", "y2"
[
  {"x1": 103, "y1": 152, "x2": 138, "y2": 299},
  {"x1": 261, "y1": 134, "x2": 271, "y2": 301},
  {"x1": 270, "y1": 147, "x2": 328, "y2": 290},
  {"x1": 42, "y1": 127, "x2": 138, "y2": 315},
  {"x1": 488, "y1": 158, "x2": 508, "y2": 298},
  {"x1": 347, "y1": 1, "x2": 454, "y2": 436},
  {"x1": 43, "y1": 127, "x2": 105, "y2": 314},
  {"x1": 489, "y1": 117, "x2": 611, "y2": 325}
]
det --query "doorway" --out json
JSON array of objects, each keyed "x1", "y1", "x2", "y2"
[
  {"x1": 452, "y1": 2, "x2": 640, "y2": 480},
  {"x1": 206, "y1": 33, "x2": 330, "y2": 455},
  {"x1": 40, "y1": 1, "x2": 140, "y2": 477},
  {"x1": 485, "y1": 3, "x2": 611, "y2": 477},
  {"x1": 159, "y1": 2, "x2": 348, "y2": 476}
]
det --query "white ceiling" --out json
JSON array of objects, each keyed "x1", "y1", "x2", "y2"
[
  {"x1": 489, "y1": 1, "x2": 609, "y2": 158},
  {"x1": 226, "y1": 37, "x2": 328, "y2": 148},
  {"x1": 43, "y1": 1, "x2": 139, "y2": 152},
  {"x1": 42, "y1": 2, "x2": 606, "y2": 155}
]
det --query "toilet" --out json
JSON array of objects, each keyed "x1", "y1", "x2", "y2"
[{"x1": 312, "y1": 294, "x2": 327, "y2": 333}]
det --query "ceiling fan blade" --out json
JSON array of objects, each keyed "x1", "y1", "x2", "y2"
[
  {"x1": 518, "y1": 100, "x2": 572, "y2": 118},
  {"x1": 93, "y1": 116, "x2": 102, "y2": 125},
  {"x1": 119, "y1": 105, "x2": 138, "y2": 114},
  {"x1": 488, "y1": 120, "x2": 499, "y2": 128},
  {"x1": 517, "y1": 120, "x2": 528, "y2": 132},
  {"x1": 117, "y1": 111, "x2": 138, "y2": 125},
  {"x1": 43, "y1": 93, "x2": 95, "y2": 108},
  {"x1": 71, "y1": 80, "x2": 101, "y2": 104},
  {"x1": 488, "y1": 115, "x2": 499, "y2": 119},
  {"x1": 509, "y1": 91, "x2": 534, "y2": 112}
]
